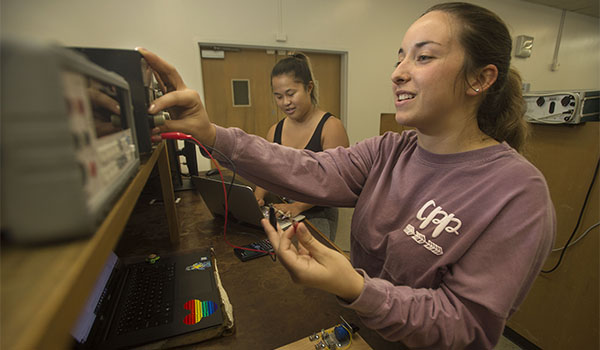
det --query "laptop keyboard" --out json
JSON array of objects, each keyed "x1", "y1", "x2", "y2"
[{"x1": 115, "y1": 262, "x2": 176, "y2": 335}]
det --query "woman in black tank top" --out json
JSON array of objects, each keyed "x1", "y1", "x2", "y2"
[
  {"x1": 254, "y1": 53, "x2": 349, "y2": 241},
  {"x1": 273, "y1": 112, "x2": 333, "y2": 152}
]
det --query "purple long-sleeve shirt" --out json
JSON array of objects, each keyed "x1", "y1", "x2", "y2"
[{"x1": 212, "y1": 126, "x2": 556, "y2": 349}]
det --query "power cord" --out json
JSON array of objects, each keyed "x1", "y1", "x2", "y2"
[
  {"x1": 542, "y1": 157, "x2": 600, "y2": 273},
  {"x1": 551, "y1": 221, "x2": 600, "y2": 252}
]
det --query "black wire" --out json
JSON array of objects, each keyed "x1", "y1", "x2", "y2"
[
  {"x1": 186, "y1": 138, "x2": 276, "y2": 261},
  {"x1": 185, "y1": 139, "x2": 237, "y2": 204},
  {"x1": 542, "y1": 157, "x2": 600, "y2": 273},
  {"x1": 184, "y1": 139, "x2": 237, "y2": 237}
]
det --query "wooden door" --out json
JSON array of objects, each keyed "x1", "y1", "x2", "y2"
[{"x1": 200, "y1": 47, "x2": 341, "y2": 139}]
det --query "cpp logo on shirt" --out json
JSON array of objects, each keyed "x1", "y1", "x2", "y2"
[{"x1": 415, "y1": 200, "x2": 462, "y2": 238}]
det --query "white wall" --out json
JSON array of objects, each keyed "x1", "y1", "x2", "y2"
[{"x1": 2, "y1": 0, "x2": 598, "y2": 164}]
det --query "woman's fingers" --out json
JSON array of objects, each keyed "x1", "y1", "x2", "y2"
[
  {"x1": 261, "y1": 218, "x2": 283, "y2": 250},
  {"x1": 149, "y1": 89, "x2": 200, "y2": 115},
  {"x1": 135, "y1": 47, "x2": 216, "y2": 147},
  {"x1": 152, "y1": 70, "x2": 168, "y2": 94},
  {"x1": 136, "y1": 47, "x2": 186, "y2": 92},
  {"x1": 293, "y1": 223, "x2": 328, "y2": 260},
  {"x1": 262, "y1": 219, "x2": 300, "y2": 256},
  {"x1": 297, "y1": 241, "x2": 311, "y2": 256}
]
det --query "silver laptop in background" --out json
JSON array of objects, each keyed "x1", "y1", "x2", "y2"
[{"x1": 191, "y1": 176, "x2": 304, "y2": 230}]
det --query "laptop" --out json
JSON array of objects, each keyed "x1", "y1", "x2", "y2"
[
  {"x1": 71, "y1": 249, "x2": 224, "y2": 349},
  {"x1": 191, "y1": 176, "x2": 304, "y2": 230}
]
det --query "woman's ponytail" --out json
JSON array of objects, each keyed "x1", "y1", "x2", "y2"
[{"x1": 478, "y1": 68, "x2": 529, "y2": 153}]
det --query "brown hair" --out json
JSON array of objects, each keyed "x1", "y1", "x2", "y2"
[
  {"x1": 423, "y1": 2, "x2": 529, "y2": 152},
  {"x1": 271, "y1": 52, "x2": 319, "y2": 105}
]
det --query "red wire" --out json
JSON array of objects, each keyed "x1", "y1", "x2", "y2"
[{"x1": 161, "y1": 132, "x2": 272, "y2": 256}]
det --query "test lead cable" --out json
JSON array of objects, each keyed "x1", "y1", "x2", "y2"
[{"x1": 160, "y1": 132, "x2": 275, "y2": 258}]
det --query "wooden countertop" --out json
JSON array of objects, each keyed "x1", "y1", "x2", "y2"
[{"x1": 1, "y1": 142, "x2": 176, "y2": 350}]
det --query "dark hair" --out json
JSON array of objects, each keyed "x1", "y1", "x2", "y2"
[
  {"x1": 271, "y1": 52, "x2": 319, "y2": 105},
  {"x1": 423, "y1": 2, "x2": 529, "y2": 152}
]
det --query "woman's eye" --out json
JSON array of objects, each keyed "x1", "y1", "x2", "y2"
[{"x1": 417, "y1": 55, "x2": 432, "y2": 61}]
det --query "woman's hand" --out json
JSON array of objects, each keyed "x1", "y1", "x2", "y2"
[
  {"x1": 256, "y1": 197, "x2": 265, "y2": 207},
  {"x1": 254, "y1": 186, "x2": 267, "y2": 207},
  {"x1": 262, "y1": 219, "x2": 364, "y2": 302},
  {"x1": 272, "y1": 202, "x2": 311, "y2": 219},
  {"x1": 136, "y1": 47, "x2": 216, "y2": 146}
]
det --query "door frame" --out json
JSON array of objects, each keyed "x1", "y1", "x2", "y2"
[{"x1": 197, "y1": 42, "x2": 349, "y2": 130}]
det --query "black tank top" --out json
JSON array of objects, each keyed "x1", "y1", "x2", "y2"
[{"x1": 273, "y1": 113, "x2": 333, "y2": 152}]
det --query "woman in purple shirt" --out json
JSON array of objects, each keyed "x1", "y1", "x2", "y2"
[{"x1": 140, "y1": 2, "x2": 556, "y2": 348}]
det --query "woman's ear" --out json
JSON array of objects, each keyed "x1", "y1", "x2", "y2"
[
  {"x1": 467, "y1": 64, "x2": 498, "y2": 96},
  {"x1": 306, "y1": 81, "x2": 314, "y2": 94}
]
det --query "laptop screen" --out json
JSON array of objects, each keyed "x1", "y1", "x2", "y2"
[
  {"x1": 191, "y1": 175, "x2": 304, "y2": 229},
  {"x1": 71, "y1": 252, "x2": 118, "y2": 343}
]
